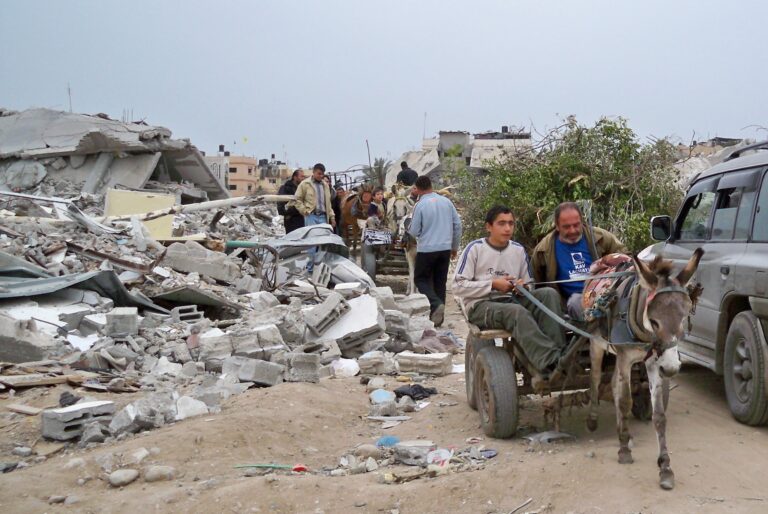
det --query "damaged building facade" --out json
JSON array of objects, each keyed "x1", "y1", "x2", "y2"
[
  {"x1": 0, "y1": 108, "x2": 229, "y2": 202},
  {"x1": 384, "y1": 126, "x2": 532, "y2": 187}
]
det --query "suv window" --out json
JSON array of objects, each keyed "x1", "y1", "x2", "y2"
[
  {"x1": 677, "y1": 177, "x2": 718, "y2": 240},
  {"x1": 753, "y1": 171, "x2": 768, "y2": 242},
  {"x1": 711, "y1": 188, "x2": 740, "y2": 240}
]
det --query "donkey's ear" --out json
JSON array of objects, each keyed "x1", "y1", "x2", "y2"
[
  {"x1": 677, "y1": 248, "x2": 704, "y2": 285},
  {"x1": 632, "y1": 254, "x2": 658, "y2": 290}
]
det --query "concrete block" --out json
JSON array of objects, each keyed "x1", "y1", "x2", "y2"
[
  {"x1": 239, "y1": 358, "x2": 285, "y2": 386},
  {"x1": 311, "y1": 262, "x2": 332, "y2": 287},
  {"x1": 384, "y1": 309, "x2": 409, "y2": 337},
  {"x1": 394, "y1": 294, "x2": 431, "y2": 317},
  {"x1": 369, "y1": 400, "x2": 398, "y2": 417},
  {"x1": 230, "y1": 324, "x2": 286, "y2": 360},
  {"x1": 234, "y1": 275, "x2": 262, "y2": 294},
  {"x1": 245, "y1": 291, "x2": 279, "y2": 311},
  {"x1": 163, "y1": 240, "x2": 240, "y2": 283},
  {"x1": 307, "y1": 294, "x2": 385, "y2": 358},
  {"x1": 198, "y1": 333, "x2": 233, "y2": 372},
  {"x1": 105, "y1": 307, "x2": 138, "y2": 337},
  {"x1": 319, "y1": 339, "x2": 342, "y2": 365},
  {"x1": 303, "y1": 292, "x2": 350, "y2": 336},
  {"x1": 358, "y1": 351, "x2": 398, "y2": 375},
  {"x1": 394, "y1": 440, "x2": 437, "y2": 466},
  {"x1": 370, "y1": 286, "x2": 398, "y2": 310},
  {"x1": 170, "y1": 305, "x2": 204, "y2": 324},
  {"x1": 0, "y1": 313, "x2": 64, "y2": 363},
  {"x1": 395, "y1": 351, "x2": 453, "y2": 376},
  {"x1": 286, "y1": 352, "x2": 321, "y2": 383},
  {"x1": 41, "y1": 401, "x2": 115, "y2": 441}
]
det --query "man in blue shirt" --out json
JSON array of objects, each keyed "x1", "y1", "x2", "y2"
[
  {"x1": 532, "y1": 202, "x2": 626, "y2": 319},
  {"x1": 408, "y1": 176, "x2": 462, "y2": 326}
]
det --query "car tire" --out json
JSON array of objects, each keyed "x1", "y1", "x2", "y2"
[
  {"x1": 475, "y1": 346, "x2": 519, "y2": 438},
  {"x1": 724, "y1": 311, "x2": 768, "y2": 426},
  {"x1": 465, "y1": 334, "x2": 493, "y2": 410}
]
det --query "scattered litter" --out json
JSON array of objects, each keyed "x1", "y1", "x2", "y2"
[{"x1": 523, "y1": 431, "x2": 576, "y2": 444}]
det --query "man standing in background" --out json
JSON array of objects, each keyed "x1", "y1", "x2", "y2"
[
  {"x1": 408, "y1": 175, "x2": 462, "y2": 326},
  {"x1": 277, "y1": 169, "x2": 305, "y2": 233}
]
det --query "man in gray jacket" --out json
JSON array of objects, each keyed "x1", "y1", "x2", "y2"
[
  {"x1": 452, "y1": 205, "x2": 566, "y2": 376},
  {"x1": 408, "y1": 175, "x2": 462, "y2": 326}
]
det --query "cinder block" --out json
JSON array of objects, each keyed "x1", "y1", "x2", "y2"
[
  {"x1": 311, "y1": 263, "x2": 332, "y2": 287},
  {"x1": 395, "y1": 351, "x2": 453, "y2": 376},
  {"x1": 394, "y1": 294, "x2": 431, "y2": 317},
  {"x1": 239, "y1": 358, "x2": 285, "y2": 386},
  {"x1": 303, "y1": 293, "x2": 350, "y2": 336},
  {"x1": 170, "y1": 305, "x2": 204, "y2": 324},
  {"x1": 41, "y1": 401, "x2": 115, "y2": 441},
  {"x1": 163, "y1": 240, "x2": 240, "y2": 283},
  {"x1": 286, "y1": 352, "x2": 321, "y2": 383},
  {"x1": 105, "y1": 307, "x2": 138, "y2": 337}
]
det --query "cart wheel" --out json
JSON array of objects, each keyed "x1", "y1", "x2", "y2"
[
  {"x1": 475, "y1": 346, "x2": 519, "y2": 438},
  {"x1": 465, "y1": 334, "x2": 493, "y2": 410}
]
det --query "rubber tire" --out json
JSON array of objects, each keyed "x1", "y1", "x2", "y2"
[
  {"x1": 475, "y1": 346, "x2": 519, "y2": 438},
  {"x1": 724, "y1": 311, "x2": 768, "y2": 426},
  {"x1": 465, "y1": 334, "x2": 494, "y2": 410}
]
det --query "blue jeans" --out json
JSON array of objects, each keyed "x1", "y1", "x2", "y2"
[{"x1": 304, "y1": 212, "x2": 328, "y2": 270}]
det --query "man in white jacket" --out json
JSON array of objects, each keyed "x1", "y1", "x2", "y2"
[{"x1": 452, "y1": 206, "x2": 566, "y2": 375}]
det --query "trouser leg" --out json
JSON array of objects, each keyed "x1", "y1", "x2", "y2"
[
  {"x1": 303, "y1": 213, "x2": 326, "y2": 270},
  {"x1": 514, "y1": 287, "x2": 567, "y2": 349},
  {"x1": 468, "y1": 299, "x2": 561, "y2": 372},
  {"x1": 566, "y1": 293, "x2": 584, "y2": 321},
  {"x1": 432, "y1": 250, "x2": 451, "y2": 307},
  {"x1": 414, "y1": 252, "x2": 439, "y2": 314}
]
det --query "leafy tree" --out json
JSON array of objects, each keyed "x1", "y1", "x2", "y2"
[{"x1": 451, "y1": 117, "x2": 683, "y2": 252}]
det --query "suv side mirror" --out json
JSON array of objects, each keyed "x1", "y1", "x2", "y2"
[{"x1": 650, "y1": 215, "x2": 672, "y2": 241}]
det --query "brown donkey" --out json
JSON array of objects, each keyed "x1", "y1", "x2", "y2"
[{"x1": 586, "y1": 248, "x2": 703, "y2": 490}]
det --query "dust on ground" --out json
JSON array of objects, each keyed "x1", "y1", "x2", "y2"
[{"x1": 1, "y1": 278, "x2": 767, "y2": 514}]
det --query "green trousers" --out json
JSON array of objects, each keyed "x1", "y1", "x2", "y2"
[{"x1": 468, "y1": 287, "x2": 566, "y2": 372}]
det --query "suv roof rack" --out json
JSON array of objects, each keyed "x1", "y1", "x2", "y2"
[{"x1": 724, "y1": 139, "x2": 768, "y2": 162}]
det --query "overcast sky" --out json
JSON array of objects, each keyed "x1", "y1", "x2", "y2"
[{"x1": 2, "y1": 0, "x2": 767, "y2": 171}]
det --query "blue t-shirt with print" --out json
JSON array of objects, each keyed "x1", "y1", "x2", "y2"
[{"x1": 554, "y1": 237, "x2": 592, "y2": 296}]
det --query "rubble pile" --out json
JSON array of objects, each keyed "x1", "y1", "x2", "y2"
[{"x1": 0, "y1": 107, "x2": 467, "y2": 479}]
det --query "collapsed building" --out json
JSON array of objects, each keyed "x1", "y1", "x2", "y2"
[{"x1": 0, "y1": 108, "x2": 462, "y2": 454}]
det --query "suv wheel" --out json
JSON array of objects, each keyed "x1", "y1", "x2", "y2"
[{"x1": 724, "y1": 311, "x2": 768, "y2": 426}]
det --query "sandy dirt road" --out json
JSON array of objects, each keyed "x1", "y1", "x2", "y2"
[{"x1": 1, "y1": 283, "x2": 768, "y2": 514}]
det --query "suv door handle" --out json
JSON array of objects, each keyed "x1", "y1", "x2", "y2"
[{"x1": 720, "y1": 266, "x2": 730, "y2": 275}]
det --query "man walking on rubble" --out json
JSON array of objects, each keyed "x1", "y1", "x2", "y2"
[
  {"x1": 294, "y1": 163, "x2": 336, "y2": 229},
  {"x1": 408, "y1": 175, "x2": 461, "y2": 327},
  {"x1": 294, "y1": 163, "x2": 336, "y2": 270},
  {"x1": 277, "y1": 169, "x2": 305, "y2": 233},
  {"x1": 531, "y1": 201, "x2": 626, "y2": 320},
  {"x1": 453, "y1": 205, "x2": 567, "y2": 378}
]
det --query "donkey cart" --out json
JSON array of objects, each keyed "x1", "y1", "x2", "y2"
[{"x1": 464, "y1": 323, "x2": 652, "y2": 438}]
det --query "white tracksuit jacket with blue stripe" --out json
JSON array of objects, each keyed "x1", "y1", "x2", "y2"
[{"x1": 452, "y1": 238, "x2": 532, "y2": 315}]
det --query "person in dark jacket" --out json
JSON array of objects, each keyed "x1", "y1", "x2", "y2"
[
  {"x1": 277, "y1": 169, "x2": 305, "y2": 233},
  {"x1": 332, "y1": 181, "x2": 344, "y2": 235},
  {"x1": 396, "y1": 161, "x2": 418, "y2": 186}
]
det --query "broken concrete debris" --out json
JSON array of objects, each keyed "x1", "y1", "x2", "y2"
[{"x1": 0, "y1": 109, "x2": 461, "y2": 464}]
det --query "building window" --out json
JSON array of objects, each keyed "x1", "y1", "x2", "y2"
[
  {"x1": 248, "y1": 167, "x2": 253, "y2": 175},
  {"x1": 229, "y1": 167, "x2": 237, "y2": 174},
  {"x1": 269, "y1": 178, "x2": 276, "y2": 184},
  {"x1": 228, "y1": 184, "x2": 237, "y2": 191},
  {"x1": 247, "y1": 184, "x2": 253, "y2": 192}
]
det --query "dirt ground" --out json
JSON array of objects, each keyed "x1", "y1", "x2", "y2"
[{"x1": 1, "y1": 277, "x2": 768, "y2": 514}]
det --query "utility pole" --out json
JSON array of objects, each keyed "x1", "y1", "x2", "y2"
[
  {"x1": 67, "y1": 83, "x2": 73, "y2": 112},
  {"x1": 423, "y1": 112, "x2": 427, "y2": 139}
]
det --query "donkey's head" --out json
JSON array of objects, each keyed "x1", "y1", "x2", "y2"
[
  {"x1": 632, "y1": 248, "x2": 704, "y2": 378},
  {"x1": 387, "y1": 194, "x2": 414, "y2": 233}
]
